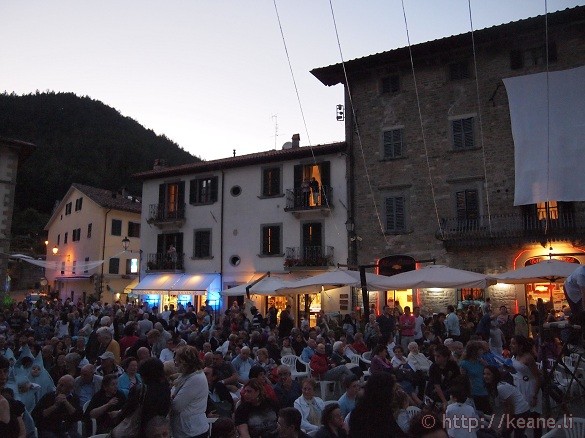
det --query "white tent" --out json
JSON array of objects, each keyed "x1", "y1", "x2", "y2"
[
  {"x1": 371, "y1": 265, "x2": 496, "y2": 289},
  {"x1": 221, "y1": 277, "x2": 299, "y2": 296},
  {"x1": 493, "y1": 260, "x2": 580, "y2": 284}
]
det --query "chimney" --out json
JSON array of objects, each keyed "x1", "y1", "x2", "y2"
[
  {"x1": 291, "y1": 134, "x2": 300, "y2": 148},
  {"x1": 153, "y1": 159, "x2": 167, "y2": 170}
]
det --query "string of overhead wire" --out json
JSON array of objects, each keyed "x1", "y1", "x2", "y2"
[
  {"x1": 327, "y1": 0, "x2": 392, "y2": 247},
  {"x1": 400, "y1": 0, "x2": 444, "y2": 239},
  {"x1": 467, "y1": 0, "x2": 493, "y2": 234},
  {"x1": 544, "y1": 0, "x2": 551, "y2": 235},
  {"x1": 271, "y1": 0, "x2": 341, "y2": 237}
]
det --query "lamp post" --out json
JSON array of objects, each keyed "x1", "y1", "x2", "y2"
[{"x1": 122, "y1": 237, "x2": 141, "y2": 281}]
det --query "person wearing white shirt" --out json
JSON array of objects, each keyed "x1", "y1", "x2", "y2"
[
  {"x1": 413, "y1": 307, "x2": 425, "y2": 343},
  {"x1": 444, "y1": 382, "x2": 479, "y2": 438},
  {"x1": 407, "y1": 342, "x2": 432, "y2": 373}
]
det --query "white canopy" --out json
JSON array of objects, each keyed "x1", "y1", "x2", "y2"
[
  {"x1": 372, "y1": 265, "x2": 496, "y2": 289},
  {"x1": 221, "y1": 277, "x2": 299, "y2": 297},
  {"x1": 132, "y1": 273, "x2": 219, "y2": 295},
  {"x1": 493, "y1": 260, "x2": 580, "y2": 284},
  {"x1": 273, "y1": 269, "x2": 404, "y2": 294}
]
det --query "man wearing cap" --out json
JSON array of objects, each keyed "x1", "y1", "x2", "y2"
[{"x1": 95, "y1": 352, "x2": 123, "y2": 378}]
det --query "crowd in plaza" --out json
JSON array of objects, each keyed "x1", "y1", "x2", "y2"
[{"x1": 0, "y1": 289, "x2": 581, "y2": 438}]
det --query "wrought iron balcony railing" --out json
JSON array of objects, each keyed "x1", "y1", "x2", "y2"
[
  {"x1": 148, "y1": 203, "x2": 186, "y2": 223},
  {"x1": 437, "y1": 211, "x2": 585, "y2": 246},
  {"x1": 284, "y1": 186, "x2": 333, "y2": 211},
  {"x1": 146, "y1": 252, "x2": 184, "y2": 271},
  {"x1": 284, "y1": 246, "x2": 334, "y2": 267}
]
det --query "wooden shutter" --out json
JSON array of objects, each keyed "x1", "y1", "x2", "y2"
[
  {"x1": 270, "y1": 169, "x2": 280, "y2": 195},
  {"x1": 178, "y1": 181, "x2": 185, "y2": 210},
  {"x1": 158, "y1": 184, "x2": 166, "y2": 204},
  {"x1": 456, "y1": 190, "x2": 478, "y2": 220},
  {"x1": 210, "y1": 177, "x2": 218, "y2": 202},
  {"x1": 262, "y1": 226, "x2": 270, "y2": 254},
  {"x1": 386, "y1": 196, "x2": 405, "y2": 231},
  {"x1": 294, "y1": 165, "x2": 303, "y2": 189},
  {"x1": 383, "y1": 130, "x2": 402, "y2": 158},
  {"x1": 320, "y1": 161, "x2": 330, "y2": 189},
  {"x1": 453, "y1": 118, "x2": 474, "y2": 150}
]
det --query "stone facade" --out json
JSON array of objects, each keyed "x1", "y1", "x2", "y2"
[
  {"x1": 0, "y1": 138, "x2": 35, "y2": 296},
  {"x1": 313, "y1": 7, "x2": 585, "y2": 312}
]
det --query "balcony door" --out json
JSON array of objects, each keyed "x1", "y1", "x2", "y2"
[
  {"x1": 158, "y1": 181, "x2": 185, "y2": 219},
  {"x1": 522, "y1": 201, "x2": 574, "y2": 231},
  {"x1": 293, "y1": 162, "x2": 330, "y2": 207},
  {"x1": 156, "y1": 233, "x2": 184, "y2": 269},
  {"x1": 302, "y1": 222, "x2": 323, "y2": 261}
]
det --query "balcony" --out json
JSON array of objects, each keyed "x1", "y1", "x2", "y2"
[
  {"x1": 146, "y1": 252, "x2": 185, "y2": 271},
  {"x1": 437, "y1": 211, "x2": 585, "y2": 248},
  {"x1": 147, "y1": 203, "x2": 186, "y2": 228},
  {"x1": 284, "y1": 186, "x2": 333, "y2": 217},
  {"x1": 284, "y1": 246, "x2": 334, "y2": 268}
]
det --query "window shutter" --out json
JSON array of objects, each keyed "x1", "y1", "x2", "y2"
[
  {"x1": 272, "y1": 226, "x2": 281, "y2": 255},
  {"x1": 262, "y1": 227, "x2": 270, "y2": 254},
  {"x1": 177, "y1": 181, "x2": 185, "y2": 209},
  {"x1": 157, "y1": 234, "x2": 165, "y2": 254},
  {"x1": 175, "y1": 233, "x2": 184, "y2": 255},
  {"x1": 262, "y1": 169, "x2": 270, "y2": 196},
  {"x1": 294, "y1": 165, "x2": 303, "y2": 189},
  {"x1": 395, "y1": 197, "x2": 405, "y2": 230},
  {"x1": 158, "y1": 184, "x2": 166, "y2": 204},
  {"x1": 463, "y1": 118, "x2": 474, "y2": 148},
  {"x1": 466, "y1": 190, "x2": 479, "y2": 219},
  {"x1": 456, "y1": 191, "x2": 467, "y2": 220},
  {"x1": 320, "y1": 161, "x2": 331, "y2": 189},
  {"x1": 453, "y1": 120, "x2": 463, "y2": 149},
  {"x1": 270, "y1": 169, "x2": 280, "y2": 195},
  {"x1": 210, "y1": 177, "x2": 218, "y2": 202},
  {"x1": 189, "y1": 180, "x2": 196, "y2": 204},
  {"x1": 386, "y1": 198, "x2": 396, "y2": 230}
]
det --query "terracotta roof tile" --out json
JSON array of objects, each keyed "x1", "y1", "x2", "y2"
[{"x1": 72, "y1": 183, "x2": 141, "y2": 213}]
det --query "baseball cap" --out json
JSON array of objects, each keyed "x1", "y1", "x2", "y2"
[{"x1": 98, "y1": 351, "x2": 115, "y2": 361}]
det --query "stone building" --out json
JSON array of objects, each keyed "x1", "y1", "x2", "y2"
[
  {"x1": 0, "y1": 137, "x2": 35, "y2": 296},
  {"x1": 312, "y1": 7, "x2": 585, "y2": 313}
]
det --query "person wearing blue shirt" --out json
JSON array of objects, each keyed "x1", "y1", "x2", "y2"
[
  {"x1": 300, "y1": 339, "x2": 316, "y2": 363},
  {"x1": 231, "y1": 346, "x2": 254, "y2": 384},
  {"x1": 445, "y1": 306, "x2": 461, "y2": 340},
  {"x1": 459, "y1": 341, "x2": 491, "y2": 415},
  {"x1": 336, "y1": 374, "x2": 360, "y2": 418}
]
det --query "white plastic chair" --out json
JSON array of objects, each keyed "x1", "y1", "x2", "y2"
[
  {"x1": 350, "y1": 354, "x2": 371, "y2": 380},
  {"x1": 362, "y1": 351, "x2": 372, "y2": 361},
  {"x1": 281, "y1": 354, "x2": 310, "y2": 380},
  {"x1": 564, "y1": 417, "x2": 585, "y2": 438}
]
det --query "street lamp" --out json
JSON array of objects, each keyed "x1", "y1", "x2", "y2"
[
  {"x1": 122, "y1": 236, "x2": 130, "y2": 251},
  {"x1": 52, "y1": 245, "x2": 58, "y2": 255},
  {"x1": 122, "y1": 237, "x2": 141, "y2": 282}
]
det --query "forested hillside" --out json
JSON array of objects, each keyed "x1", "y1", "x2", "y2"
[{"x1": 0, "y1": 91, "x2": 199, "y2": 241}]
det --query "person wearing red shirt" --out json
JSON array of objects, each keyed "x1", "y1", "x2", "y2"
[
  {"x1": 351, "y1": 333, "x2": 369, "y2": 355},
  {"x1": 309, "y1": 343, "x2": 353, "y2": 382},
  {"x1": 399, "y1": 306, "x2": 416, "y2": 351}
]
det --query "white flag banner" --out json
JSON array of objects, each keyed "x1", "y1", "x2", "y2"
[{"x1": 503, "y1": 65, "x2": 585, "y2": 205}]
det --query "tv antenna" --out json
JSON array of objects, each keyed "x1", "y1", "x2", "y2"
[{"x1": 271, "y1": 114, "x2": 278, "y2": 149}]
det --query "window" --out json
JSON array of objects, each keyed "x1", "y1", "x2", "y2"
[
  {"x1": 193, "y1": 229, "x2": 212, "y2": 258},
  {"x1": 262, "y1": 167, "x2": 281, "y2": 197},
  {"x1": 72, "y1": 261, "x2": 76, "y2": 274},
  {"x1": 65, "y1": 202, "x2": 72, "y2": 215},
  {"x1": 74, "y1": 197, "x2": 83, "y2": 211},
  {"x1": 189, "y1": 177, "x2": 218, "y2": 204},
  {"x1": 128, "y1": 222, "x2": 141, "y2": 238},
  {"x1": 261, "y1": 224, "x2": 281, "y2": 256},
  {"x1": 456, "y1": 190, "x2": 479, "y2": 222},
  {"x1": 452, "y1": 117, "x2": 475, "y2": 150},
  {"x1": 449, "y1": 61, "x2": 470, "y2": 80},
  {"x1": 158, "y1": 181, "x2": 186, "y2": 220},
  {"x1": 382, "y1": 129, "x2": 404, "y2": 159},
  {"x1": 381, "y1": 75, "x2": 400, "y2": 93},
  {"x1": 126, "y1": 258, "x2": 139, "y2": 274},
  {"x1": 537, "y1": 201, "x2": 558, "y2": 221},
  {"x1": 385, "y1": 196, "x2": 406, "y2": 232},
  {"x1": 84, "y1": 257, "x2": 89, "y2": 274},
  {"x1": 64, "y1": 232, "x2": 68, "y2": 244},
  {"x1": 111, "y1": 219, "x2": 122, "y2": 236},
  {"x1": 57, "y1": 234, "x2": 61, "y2": 245},
  {"x1": 72, "y1": 228, "x2": 81, "y2": 242},
  {"x1": 510, "y1": 42, "x2": 557, "y2": 70},
  {"x1": 87, "y1": 223, "x2": 92, "y2": 238},
  {"x1": 109, "y1": 258, "x2": 120, "y2": 274}
]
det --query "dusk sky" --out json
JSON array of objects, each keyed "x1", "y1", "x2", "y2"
[{"x1": 1, "y1": 1, "x2": 582, "y2": 160}]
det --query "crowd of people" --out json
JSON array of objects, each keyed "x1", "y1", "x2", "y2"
[{"x1": 0, "y1": 292, "x2": 580, "y2": 438}]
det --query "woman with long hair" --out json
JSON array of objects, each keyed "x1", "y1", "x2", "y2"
[
  {"x1": 315, "y1": 402, "x2": 348, "y2": 438},
  {"x1": 348, "y1": 372, "x2": 399, "y2": 438},
  {"x1": 483, "y1": 365, "x2": 530, "y2": 438},
  {"x1": 170, "y1": 345, "x2": 209, "y2": 438},
  {"x1": 234, "y1": 378, "x2": 278, "y2": 438},
  {"x1": 459, "y1": 341, "x2": 490, "y2": 414},
  {"x1": 111, "y1": 357, "x2": 171, "y2": 438}
]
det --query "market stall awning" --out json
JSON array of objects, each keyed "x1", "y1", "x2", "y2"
[
  {"x1": 220, "y1": 274, "x2": 299, "y2": 296},
  {"x1": 131, "y1": 273, "x2": 219, "y2": 295},
  {"x1": 123, "y1": 278, "x2": 139, "y2": 294}
]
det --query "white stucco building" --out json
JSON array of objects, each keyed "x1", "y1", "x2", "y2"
[
  {"x1": 44, "y1": 184, "x2": 142, "y2": 303},
  {"x1": 133, "y1": 139, "x2": 350, "y2": 322}
]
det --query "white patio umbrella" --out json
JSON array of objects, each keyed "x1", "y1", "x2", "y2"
[
  {"x1": 221, "y1": 276, "x2": 298, "y2": 296},
  {"x1": 275, "y1": 269, "x2": 404, "y2": 294},
  {"x1": 371, "y1": 265, "x2": 496, "y2": 289},
  {"x1": 493, "y1": 259, "x2": 580, "y2": 284}
]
